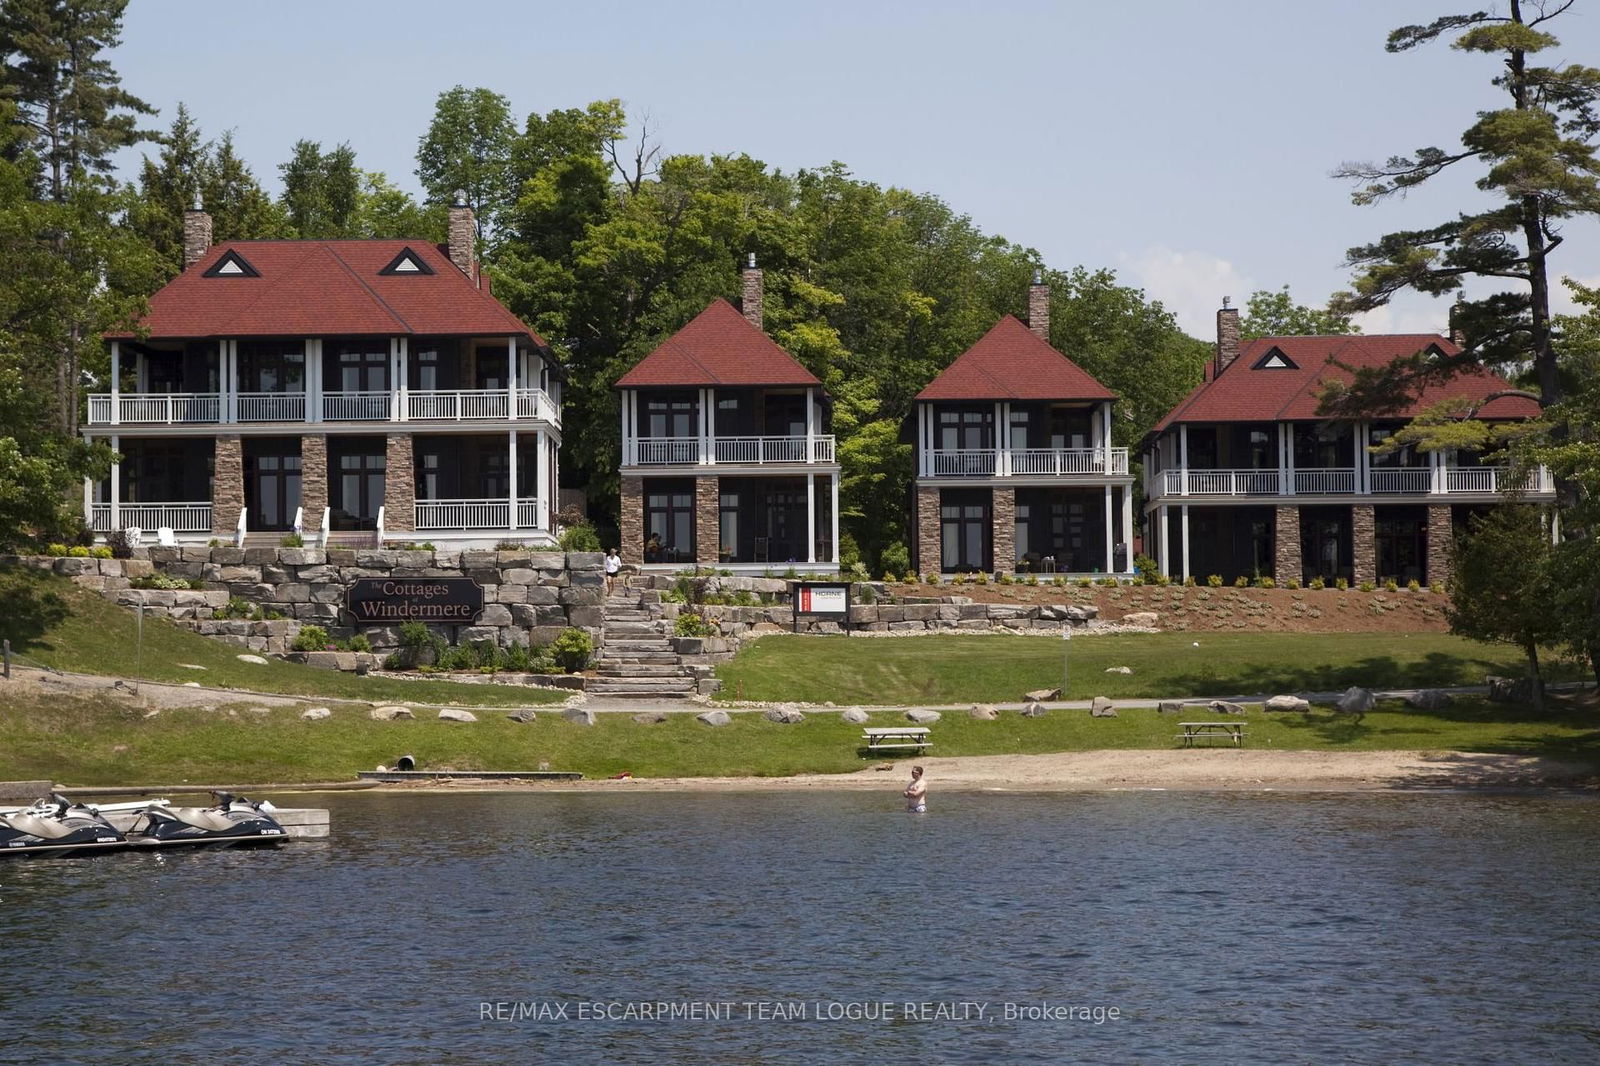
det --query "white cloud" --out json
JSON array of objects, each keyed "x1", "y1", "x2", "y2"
[{"x1": 1118, "y1": 247, "x2": 1251, "y2": 338}]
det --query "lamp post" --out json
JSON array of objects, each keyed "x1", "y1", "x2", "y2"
[{"x1": 1062, "y1": 623, "x2": 1071, "y2": 698}]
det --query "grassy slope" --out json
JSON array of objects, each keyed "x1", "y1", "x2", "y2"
[
  {"x1": 2, "y1": 690, "x2": 1595, "y2": 785},
  {"x1": 0, "y1": 567, "x2": 567, "y2": 708},
  {"x1": 715, "y1": 633, "x2": 1580, "y2": 705}
]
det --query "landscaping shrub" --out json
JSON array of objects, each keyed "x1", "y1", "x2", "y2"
[
  {"x1": 495, "y1": 540, "x2": 526, "y2": 551},
  {"x1": 1335, "y1": 578, "x2": 1350, "y2": 590},
  {"x1": 280, "y1": 533, "x2": 304, "y2": 548},
  {"x1": 291, "y1": 625, "x2": 329, "y2": 652},
  {"x1": 1256, "y1": 576, "x2": 1276, "y2": 589},
  {"x1": 347, "y1": 634, "x2": 372, "y2": 653},
  {"x1": 1359, "y1": 581, "x2": 1377, "y2": 592},
  {"x1": 503, "y1": 641, "x2": 532, "y2": 672},
  {"x1": 131, "y1": 573, "x2": 201, "y2": 590},
  {"x1": 922, "y1": 572, "x2": 939, "y2": 585},
  {"x1": 998, "y1": 573, "x2": 1014, "y2": 585},
  {"x1": 397, "y1": 620, "x2": 446, "y2": 668},
  {"x1": 1309, "y1": 577, "x2": 1326, "y2": 590},
  {"x1": 553, "y1": 627, "x2": 594, "y2": 672},
  {"x1": 106, "y1": 529, "x2": 135, "y2": 559},
  {"x1": 558, "y1": 523, "x2": 602, "y2": 552},
  {"x1": 1284, "y1": 577, "x2": 1301, "y2": 590},
  {"x1": 1233, "y1": 575, "x2": 1249, "y2": 588},
  {"x1": 838, "y1": 531, "x2": 861, "y2": 574},
  {"x1": 1183, "y1": 575, "x2": 1197, "y2": 587},
  {"x1": 1407, "y1": 579, "x2": 1421, "y2": 592},
  {"x1": 1133, "y1": 553, "x2": 1160, "y2": 581},
  {"x1": 675, "y1": 611, "x2": 715, "y2": 637},
  {"x1": 44, "y1": 543, "x2": 69, "y2": 556},
  {"x1": 1206, "y1": 574, "x2": 1223, "y2": 587},
  {"x1": 974, "y1": 572, "x2": 989, "y2": 585},
  {"x1": 879, "y1": 543, "x2": 910, "y2": 577},
  {"x1": 1076, "y1": 577, "x2": 1093, "y2": 588}
]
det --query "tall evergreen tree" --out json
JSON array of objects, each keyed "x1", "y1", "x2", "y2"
[
  {"x1": 278, "y1": 140, "x2": 360, "y2": 238},
  {"x1": 416, "y1": 85, "x2": 515, "y2": 242}
]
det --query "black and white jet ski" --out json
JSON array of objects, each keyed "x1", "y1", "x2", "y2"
[
  {"x1": 0, "y1": 793, "x2": 127, "y2": 855},
  {"x1": 132, "y1": 791, "x2": 287, "y2": 846}
]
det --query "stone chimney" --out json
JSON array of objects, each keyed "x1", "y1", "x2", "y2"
[
  {"x1": 1449, "y1": 297, "x2": 1467, "y2": 348},
  {"x1": 741, "y1": 253, "x2": 764, "y2": 329},
  {"x1": 182, "y1": 195, "x2": 212, "y2": 271},
  {"x1": 448, "y1": 189, "x2": 477, "y2": 283},
  {"x1": 1027, "y1": 269, "x2": 1050, "y2": 340},
  {"x1": 1216, "y1": 298, "x2": 1241, "y2": 376}
]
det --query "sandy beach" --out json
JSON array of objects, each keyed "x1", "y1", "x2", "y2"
[{"x1": 382, "y1": 749, "x2": 1599, "y2": 795}]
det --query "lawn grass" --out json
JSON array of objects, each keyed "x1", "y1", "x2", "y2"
[
  {"x1": 0, "y1": 567, "x2": 568, "y2": 708},
  {"x1": 2, "y1": 689, "x2": 1595, "y2": 786},
  {"x1": 715, "y1": 633, "x2": 1582, "y2": 705}
]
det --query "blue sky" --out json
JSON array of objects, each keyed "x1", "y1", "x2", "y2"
[{"x1": 110, "y1": 0, "x2": 1600, "y2": 339}]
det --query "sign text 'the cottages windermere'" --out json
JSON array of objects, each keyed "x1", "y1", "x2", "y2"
[{"x1": 346, "y1": 578, "x2": 485, "y2": 623}]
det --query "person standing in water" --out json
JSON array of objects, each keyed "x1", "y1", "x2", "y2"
[{"x1": 903, "y1": 765, "x2": 927, "y2": 813}]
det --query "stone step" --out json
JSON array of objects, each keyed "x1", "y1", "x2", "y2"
[
  {"x1": 598, "y1": 664, "x2": 689, "y2": 677},
  {"x1": 598, "y1": 655, "x2": 680, "y2": 666},
  {"x1": 603, "y1": 638, "x2": 673, "y2": 649},
  {"x1": 602, "y1": 619, "x2": 664, "y2": 629},
  {"x1": 586, "y1": 681, "x2": 695, "y2": 696}
]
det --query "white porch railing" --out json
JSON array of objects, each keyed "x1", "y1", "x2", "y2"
[
  {"x1": 415, "y1": 498, "x2": 542, "y2": 531},
  {"x1": 1005, "y1": 447, "x2": 1130, "y2": 476},
  {"x1": 234, "y1": 508, "x2": 247, "y2": 549},
  {"x1": 1188, "y1": 468, "x2": 1282, "y2": 495},
  {"x1": 91, "y1": 502, "x2": 212, "y2": 533},
  {"x1": 237, "y1": 392, "x2": 306, "y2": 422},
  {"x1": 634, "y1": 437, "x2": 701, "y2": 465},
  {"x1": 713, "y1": 436, "x2": 807, "y2": 463},
  {"x1": 408, "y1": 390, "x2": 508, "y2": 420},
  {"x1": 1368, "y1": 467, "x2": 1432, "y2": 494},
  {"x1": 1293, "y1": 468, "x2": 1358, "y2": 494},
  {"x1": 1446, "y1": 466, "x2": 1539, "y2": 494},
  {"x1": 87, "y1": 393, "x2": 222, "y2": 425},
  {"x1": 931, "y1": 450, "x2": 998, "y2": 476},
  {"x1": 516, "y1": 388, "x2": 562, "y2": 426},
  {"x1": 323, "y1": 391, "x2": 393, "y2": 421}
]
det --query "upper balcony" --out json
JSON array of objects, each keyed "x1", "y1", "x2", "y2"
[
  {"x1": 620, "y1": 384, "x2": 835, "y2": 469},
  {"x1": 626, "y1": 434, "x2": 836, "y2": 467},
  {"x1": 86, "y1": 387, "x2": 562, "y2": 428},
  {"x1": 1147, "y1": 464, "x2": 1553, "y2": 501},
  {"x1": 928, "y1": 446, "x2": 1129, "y2": 479}
]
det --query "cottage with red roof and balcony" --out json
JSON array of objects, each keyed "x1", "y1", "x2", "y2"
[
  {"x1": 1141, "y1": 302, "x2": 1553, "y2": 586},
  {"x1": 912, "y1": 274, "x2": 1135, "y2": 575},
  {"x1": 614, "y1": 257, "x2": 839, "y2": 570},
  {"x1": 88, "y1": 193, "x2": 563, "y2": 547}
]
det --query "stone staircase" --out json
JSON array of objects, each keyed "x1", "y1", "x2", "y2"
[{"x1": 588, "y1": 583, "x2": 698, "y2": 699}]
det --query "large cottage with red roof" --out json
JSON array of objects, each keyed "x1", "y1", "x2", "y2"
[
  {"x1": 87, "y1": 194, "x2": 563, "y2": 547},
  {"x1": 912, "y1": 276, "x2": 1135, "y2": 575},
  {"x1": 614, "y1": 258, "x2": 839, "y2": 570},
  {"x1": 1141, "y1": 303, "x2": 1553, "y2": 586}
]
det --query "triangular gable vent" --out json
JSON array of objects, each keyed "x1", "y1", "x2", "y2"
[
  {"x1": 379, "y1": 247, "x2": 435, "y2": 276},
  {"x1": 1252, "y1": 346, "x2": 1297, "y2": 370},
  {"x1": 202, "y1": 250, "x2": 260, "y2": 278}
]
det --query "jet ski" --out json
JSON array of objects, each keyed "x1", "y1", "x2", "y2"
[
  {"x1": 131, "y1": 791, "x2": 287, "y2": 846},
  {"x1": 0, "y1": 793, "x2": 127, "y2": 855}
]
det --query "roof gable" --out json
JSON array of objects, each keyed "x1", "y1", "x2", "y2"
[
  {"x1": 1251, "y1": 346, "x2": 1298, "y2": 370},
  {"x1": 201, "y1": 249, "x2": 259, "y2": 278},
  {"x1": 378, "y1": 246, "x2": 435, "y2": 276},
  {"x1": 1152, "y1": 334, "x2": 1541, "y2": 432},
  {"x1": 916, "y1": 316, "x2": 1116, "y2": 402},
  {"x1": 615, "y1": 299, "x2": 822, "y2": 389}
]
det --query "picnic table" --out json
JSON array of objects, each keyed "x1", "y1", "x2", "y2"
[
  {"x1": 1177, "y1": 721, "x2": 1246, "y2": 747},
  {"x1": 861, "y1": 726, "x2": 932, "y2": 754}
]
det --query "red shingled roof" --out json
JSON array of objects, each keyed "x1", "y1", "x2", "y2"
[
  {"x1": 1152, "y1": 334, "x2": 1542, "y2": 432},
  {"x1": 915, "y1": 316, "x2": 1116, "y2": 402},
  {"x1": 110, "y1": 240, "x2": 541, "y2": 341},
  {"x1": 615, "y1": 299, "x2": 821, "y2": 388}
]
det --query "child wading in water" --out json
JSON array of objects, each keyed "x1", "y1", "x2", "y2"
[{"x1": 903, "y1": 765, "x2": 927, "y2": 813}]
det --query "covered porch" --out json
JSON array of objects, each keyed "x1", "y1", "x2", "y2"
[
  {"x1": 412, "y1": 431, "x2": 550, "y2": 536},
  {"x1": 88, "y1": 436, "x2": 214, "y2": 538}
]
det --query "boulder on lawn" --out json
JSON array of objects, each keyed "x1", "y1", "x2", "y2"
[
  {"x1": 1105, "y1": 666, "x2": 1133, "y2": 675},
  {"x1": 969, "y1": 703, "x2": 1000, "y2": 721},
  {"x1": 1023, "y1": 688, "x2": 1061, "y2": 702},
  {"x1": 1485, "y1": 676, "x2": 1534, "y2": 704},
  {"x1": 1157, "y1": 700, "x2": 1186, "y2": 715},
  {"x1": 1208, "y1": 700, "x2": 1246, "y2": 716},
  {"x1": 840, "y1": 707, "x2": 871, "y2": 725},
  {"x1": 1264, "y1": 695, "x2": 1311, "y2": 713},
  {"x1": 1019, "y1": 701, "x2": 1048, "y2": 718},
  {"x1": 906, "y1": 709, "x2": 942, "y2": 724},
  {"x1": 1405, "y1": 689, "x2": 1453, "y2": 710},
  {"x1": 369, "y1": 705, "x2": 414, "y2": 721},
  {"x1": 696, "y1": 710, "x2": 732, "y2": 727},
  {"x1": 1065, "y1": 605, "x2": 1099, "y2": 622},
  {"x1": 632, "y1": 711, "x2": 668, "y2": 725},
  {"x1": 235, "y1": 654, "x2": 269, "y2": 665},
  {"x1": 562, "y1": 707, "x2": 597, "y2": 727},
  {"x1": 1122, "y1": 611, "x2": 1158, "y2": 628},
  {"x1": 438, "y1": 709, "x2": 478, "y2": 723},
  {"x1": 1089, "y1": 696, "x2": 1118, "y2": 718},
  {"x1": 763, "y1": 706, "x2": 805, "y2": 724},
  {"x1": 1336, "y1": 686, "x2": 1376, "y2": 714},
  {"x1": 300, "y1": 707, "x2": 331, "y2": 721}
]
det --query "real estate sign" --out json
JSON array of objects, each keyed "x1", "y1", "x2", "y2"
[
  {"x1": 794, "y1": 582, "x2": 850, "y2": 616},
  {"x1": 346, "y1": 578, "x2": 484, "y2": 623}
]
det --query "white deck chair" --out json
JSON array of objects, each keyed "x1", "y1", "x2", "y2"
[{"x1": 156, "y1": 527, "x2": 177, "y2": 547}]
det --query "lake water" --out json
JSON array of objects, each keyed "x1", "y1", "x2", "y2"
[{"x1": 1, "y1": 789, "x2": 1596, "y2": 1065}]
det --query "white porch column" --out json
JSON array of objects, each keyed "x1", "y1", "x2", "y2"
[
  {"x1": 1179, "y1": 424, "x2": 1189, "y2": 496},
  {"x1": 83, "y1": 472, "x2": 93, "y2": 531},
  {"x1": 700, "y1": 388, "x2": 712, "y2": 465},
  {"x1": 994, "y1": 401, "x2": 1004, "y2": 476},
  {"x1": 1181, "y1": 504, "x2": 1191, "y2": 581},
  {"x1": 1356, "y1": 422, "x2": 1370, "y2": 494},
  {"x1": 1103, "y1": 484, "x2": 1114, "y2": 574},
  {"x1": 1121, "y1": 486, "x2": 1133, "y2": 566},
  {"x1": 110, "y1": 341, "x2": 121, "y2": 425},
  {"x1": 619, "y1": 391, "x2": 629, "y2": 467},
  {"x1": 1158, "y1": 504, "x2": 1170, "y2": 577},
  {"x1": 304, "y1": 339, "x2": 316, "y2": 423},
  {"x1": 397, "y1": 337, "x2": 409, "y2": 422},
  {"x1": 805, "y1": 387, "x2": 816, "y2": 464},
  {"x1": 1102, "y1": 402, "x2": 1113, "y2": 469},
  {"x1": 505, "y1": 336, "x2": 515, "y2": 423},
  {"x1": 830, "y1": 474, "x2": 840, "y2": 566},
  {"x1": 806, "y1": 473, "x2": 817, "y2": 564},
  {"x1": 535, "y1": 430, "x2": 549, "y2": 531},
  {"x1": 135, "y1": 349, "x2": 146, "y2": 393},
  {"x1": 223, "y1": 340, "x2": 236, "y2": 423},
  {"x1": 1430, "y1": 448, "x2": 1445, "y2": 495},
  {"x1": 388, "y1": 339, "x2": 400, "y2": 421},
  {"x1": 508, "y1": 429, "x2": 518, "y2": 531},
  {"x1": 110, "y1": 433, "x2": 120, "y2": 531},
  {"x1": 1284, "y1": 422, "x2": 1296, "y2": 494},
  {"x1": 919, "y1": 405, "x2": 931, "y2": 476}
]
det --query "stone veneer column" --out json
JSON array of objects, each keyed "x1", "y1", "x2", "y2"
[
  {"x1": 1351, "y1": 504, "x2": 1376, "y2": 585},
  {"x1": 1426, "y1": 504, "x2": 1454, "y2": 587},
  {"x1": 212, "y1": 434, "x2": 243, "y2": 536},
  {"x1": 619, "y1": 475, "x2": 644, "y2": 566},
  {"x1": 992, "y1": 486, "x2": 1015, "y2": 573},
  {"x1": 1273, "y1": 506, "x2": 1302, "y2": 586},
  {"x1": 383, "y1": 433, "x2": 415, "y2": 532},
  {"x1": 695, "y1": 476, "x2": 719, "y2": 565},
  {"x1": 916, "y1": 485, "x2": 941, "y2": 574},
  {"x1": 300, "y1": 434, "x2": 328, "y2": 531}
]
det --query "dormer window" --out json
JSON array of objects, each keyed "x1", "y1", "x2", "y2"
[
  {"x1": 1252, "y1": 346, "x2": 1297, "y2": 370},
  {"x1": 379, "y1": 247, "x2": 435, "y2": 276},
  {"x1": 202, "y1": 249, "x2": 259, "y2": 278}
]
